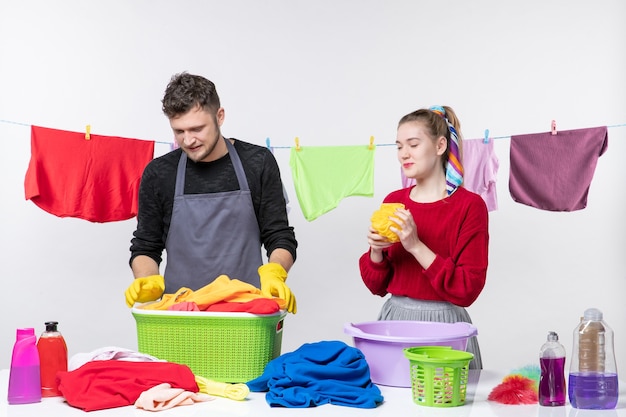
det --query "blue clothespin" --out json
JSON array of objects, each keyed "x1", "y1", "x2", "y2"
[
  {"x1": 483, "y1": 129, "x2": 490, "y2": 144},
  {"x1": 266, "y1": 137, "x2": 271, "y2": 149}
]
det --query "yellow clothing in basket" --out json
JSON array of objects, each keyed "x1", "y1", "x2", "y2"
[{"x1": 140, "y1": 275, "x2": 287, "y2": 311}]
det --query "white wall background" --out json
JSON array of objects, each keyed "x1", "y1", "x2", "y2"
[{"x1": 0, "y1": 0, "x2": 624, "y2": 373}]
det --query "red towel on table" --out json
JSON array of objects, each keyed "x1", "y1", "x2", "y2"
[
  {"x1": 24, "y1": 125, "x2": 154, "y2": 222},
  {"x1": 509, "y1": 126, "x2": 608, "y2": 211},
  {"x1": 57, "y1": 360, "x2": 198, "y2": 411}
]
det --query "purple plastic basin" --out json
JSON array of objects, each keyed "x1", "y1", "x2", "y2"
[{"x1": 344, "y1": 320, "x2": 477, "y2": 387}]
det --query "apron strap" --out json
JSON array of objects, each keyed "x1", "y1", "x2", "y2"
[{"x1": 174, "y1": 138, "x2": 248, "y2": 197}]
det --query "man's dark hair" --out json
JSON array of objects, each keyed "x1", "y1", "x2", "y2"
[{"x1": 161, "y1": 72, "x2": 221, "y2": 118}]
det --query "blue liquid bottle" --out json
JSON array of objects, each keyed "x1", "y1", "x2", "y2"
[{"x1": 568, "y1": 308, "x2": 618, "y2": 409}]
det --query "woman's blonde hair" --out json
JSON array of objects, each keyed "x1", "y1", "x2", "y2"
[{"x1": 398, "y1": 106, "x2": 463, "y2": 173}]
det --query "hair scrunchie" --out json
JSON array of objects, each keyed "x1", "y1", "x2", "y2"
[{"x1": 429, "y1": 105, "x2": 463, "y2": 194}]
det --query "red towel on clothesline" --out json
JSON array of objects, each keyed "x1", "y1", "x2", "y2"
[{"x1": 24, "y1": 125, "x2": 155, "y2": 222}]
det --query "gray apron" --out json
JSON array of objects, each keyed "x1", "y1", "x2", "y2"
[{"x1": 163, "y1": 138, "x2": 263, "y2": 293}]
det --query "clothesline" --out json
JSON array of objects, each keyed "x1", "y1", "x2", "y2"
[
  {"x1": 270, "y1": 123, "x2": 626, "y2": 149},
  {"x1": 0, "y1": 119, "x2": 174, "y2": 146},
  {"x1": 2, "y1": 118, "x2": 625, "y2": 149}
]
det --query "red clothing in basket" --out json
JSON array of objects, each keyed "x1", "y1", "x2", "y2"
[{"x1": 359, "y1": 186, "x2": 488, "y2": 307}]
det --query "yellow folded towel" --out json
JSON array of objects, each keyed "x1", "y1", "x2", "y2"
[{"x1": 141, "y1": 275, "x2": 286, "y2": 311}]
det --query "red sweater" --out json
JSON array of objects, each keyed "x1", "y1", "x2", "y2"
[{"x1": 359, "y1": 187, "x2": 488, "y2": 307}]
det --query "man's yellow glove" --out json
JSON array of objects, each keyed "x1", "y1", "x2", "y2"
[
  {"x1": 258, "y1": 263, "x2": 297, "y2": 314},
  {"x1": 125, "y1": 275, "x2": 165, "y2": 308}
]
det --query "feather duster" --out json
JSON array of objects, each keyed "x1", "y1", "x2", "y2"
[{"x1": 487, "y1": 365, "x2": 540, "y2": 405}]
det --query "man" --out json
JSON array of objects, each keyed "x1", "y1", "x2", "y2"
[{"x1": 125, "y1": 72, "x2": 297, "y2": 313}]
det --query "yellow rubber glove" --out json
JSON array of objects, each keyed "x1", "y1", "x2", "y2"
[
  {"x1": 258, "y1": 263, "x2": 297, "y2": 314},
  {"x1": 125, "y1": 275, "x2": 165, "y2": 308}
]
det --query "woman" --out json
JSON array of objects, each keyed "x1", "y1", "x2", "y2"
[{"x1": 359, "y1": 106, "x2": 488, "y2": 368}]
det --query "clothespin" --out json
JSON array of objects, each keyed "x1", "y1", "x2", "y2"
[
  {"x1": 85, "y1": 125, "x2": 91, "y2": 140},
  {"x1": 551, "y1": 120, "x2": 557, "y2": 136},
  {"x1": 265, "y1": 137, "x2": 271, "y2": 149},
  {"x1": 294, "y1": 137, "x2": 301, "y2": 151},
  {"x1": 483, "y1": 129, "x2": 490, "y2": 144},
  {"x1": 368, "y1": 135, "x2": 375, "y2": 150}
]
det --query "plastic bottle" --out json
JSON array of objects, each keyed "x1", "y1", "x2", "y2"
[
  {"x1": 37, "y1": 321, "x2": 68, "y2": 397},
  {"x1": 568, "y1": 308, "x2": 619, "y2": 409},
  {"x1": 7, "y1": 328, "x2": 42, "y2": 404},
  {"x1": 539, "y1": 331, "x2": 566, "y2": 406}
]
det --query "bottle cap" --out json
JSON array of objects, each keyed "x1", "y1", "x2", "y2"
[
  {"x1": 44, "y1": 321, "x2": 59, "y2": 332},
  {"x1": 547, "y1": 331, "x2": 559, "y2": 342},
  {"x1": 17, "y1": 328, "x2": 35, "y2": 338},
  {"x1": 583, "y1": 308, "x2": 603, "y2": 321}
]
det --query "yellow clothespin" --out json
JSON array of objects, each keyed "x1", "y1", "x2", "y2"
[
  {"x1": 295, "y1": 137, "x2": 301, "y2": 151},
  {"x1": 85, "y1": 125, "x2": 91, "y2": 140},
  {"x1": 368, "y1": 135, "x2": 374, "y2": 150}
]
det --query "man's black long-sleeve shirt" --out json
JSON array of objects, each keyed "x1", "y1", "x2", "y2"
[{"x1": 130, "y1": 139, "x2": 297, "y2": 267}]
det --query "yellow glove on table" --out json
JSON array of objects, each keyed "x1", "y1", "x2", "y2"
[
  {"x1": 195, "y1": 375, "x2": 249, "y2": 401},
  {"x1": 258, "y1": 263, "x2": 297, "y2": 314},
  {"x1": 125, "y1": 275, "x2": 165, "y2": 308}
]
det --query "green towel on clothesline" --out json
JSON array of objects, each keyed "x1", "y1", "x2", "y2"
[{"x1": 289, "y1": 145, "x2": 375, "y2": 221}]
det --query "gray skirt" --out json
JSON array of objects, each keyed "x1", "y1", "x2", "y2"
[{"x1": 378, "y1": 296, "x2": 483, "y2": 369}]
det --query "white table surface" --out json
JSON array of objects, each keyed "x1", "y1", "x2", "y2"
[{"x1": 1, "y1": 368, "x2": 625, "y2": 417}]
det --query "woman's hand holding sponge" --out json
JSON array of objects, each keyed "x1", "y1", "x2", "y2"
[{"x1": 370, "y1": 203, "x2": 405, "y2": 243}]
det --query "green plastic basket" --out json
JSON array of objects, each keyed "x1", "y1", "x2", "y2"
[
  {"x1": 132, "y1": 308, "x2": 286, "y2": 383},
  {"x1": 403, "y1": 346, "x2": 474, "y2": 407}
]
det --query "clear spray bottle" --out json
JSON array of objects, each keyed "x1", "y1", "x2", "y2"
[{"x1": 539, "y1": 331, "x2": 566, "y2": 406}]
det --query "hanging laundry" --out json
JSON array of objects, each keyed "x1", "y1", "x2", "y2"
[
  {"x1": 267, "y1": 143, "x2": 291, "y2": 213},
  {"x1": 509, "y1": 126, "x2": 608, "y2": 211},
  {"x1": 400, "y1": 168, "x2": 415, "y2": 189},
  {"x1": 463, "y1": 139, "x2": 500, "y2": 211},
  {"x1": 24, "y1": 125, "x2": 155, "y2": 222},
  {"x1": 289, "y1": 145, "x2": 375, "y2": 221},
  {"x1": 399, "y1": 139, "x2": 499, "y2": 211}
]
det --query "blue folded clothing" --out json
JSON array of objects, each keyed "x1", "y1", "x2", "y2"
[{"x1": 247, "y1": 340, "x2": 383, "y2": 408}]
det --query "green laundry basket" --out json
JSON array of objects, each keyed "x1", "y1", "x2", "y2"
[
  {"x1": 132, "y1": 308, "x2": 286, "y2": 383},
  {"x1": 403, "y1": 346, "x2": 474, "y2": 407}
]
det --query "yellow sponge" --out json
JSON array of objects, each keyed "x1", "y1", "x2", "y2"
[{"x1": 370, "y1": 203, "x2": 405, "y2": 243}]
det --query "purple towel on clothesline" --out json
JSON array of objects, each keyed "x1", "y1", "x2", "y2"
[{"x1": 509, "y1": 126, "x2": 608, "y2": 211}]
